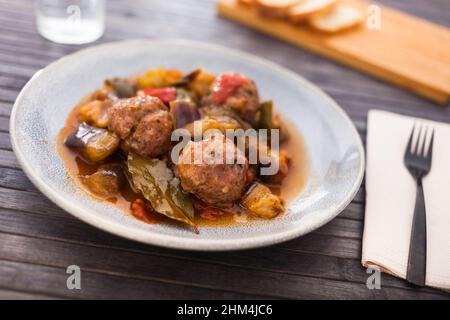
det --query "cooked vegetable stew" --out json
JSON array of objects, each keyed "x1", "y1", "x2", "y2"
[{"x1": 58, "y1": 68, "x2": 308, "y2": 230}]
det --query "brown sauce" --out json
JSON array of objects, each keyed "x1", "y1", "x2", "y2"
[{"x1": 57, "y1": 95, "x2": 308, "y2": 228}]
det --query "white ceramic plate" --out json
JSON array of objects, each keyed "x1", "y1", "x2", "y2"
[{"x1": 10, "y1": 40, "x2": 364, "y2": 251}]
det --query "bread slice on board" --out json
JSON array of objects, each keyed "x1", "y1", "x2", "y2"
[
  {"x1": 309, "y1": 3, "x2": 363, "y2": 32},
  {"x1": 288, "y1": 0, "x2": 339, "y2": 23},
  {"x1": 255, "y1": 0, "x2": 302, "y2": 18}
]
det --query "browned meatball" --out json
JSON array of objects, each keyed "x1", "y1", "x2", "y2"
[
  {"x1": 177, "y1": 135, "x2": 248, "y2": 207},
  {"x1": 108, "y1": 96, "x2": 166, "y2": 139},
  {"x1": 128, "y1": 110, "x2": 173, "y2": 158},
  {"x1": 201, "y1": 73, "x2": 260, "y2": 126},
  {"x1": 108, "y1": 96, "x2": 172, "y2": 158}
]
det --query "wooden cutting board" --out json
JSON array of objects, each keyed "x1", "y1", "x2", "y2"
[{"x1": 217, "y1": 0, "x2": 450, "y2": 105}]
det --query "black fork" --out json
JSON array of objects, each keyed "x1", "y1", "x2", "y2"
[{"x1": 403, "y1": 124, "x2": 434, "y2": 287}]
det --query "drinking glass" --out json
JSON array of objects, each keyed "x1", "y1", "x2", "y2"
[{"x1": 35, "y1": 0, "x2": 105, "y2": 45}]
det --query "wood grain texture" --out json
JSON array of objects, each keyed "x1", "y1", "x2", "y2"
[
  {"x1": 0, "y1": 0, "x2": 449, "y2": 299},
  {"x1": 218, "y1": 0, "x2": 450, "y2": 104}
]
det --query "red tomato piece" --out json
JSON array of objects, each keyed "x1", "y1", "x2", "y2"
[
  {"x1": 142, "y1": 87, "x2": 177, "y2": 104},
  {"x1": 212, "y1": 73, "x2": 249, "y2": 105},
  {"x1": 131, "y1": 198, "x2": 158, "y2": 224}
]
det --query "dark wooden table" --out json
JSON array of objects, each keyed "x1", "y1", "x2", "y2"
[{"x1": 0, "y1": 0, "x2": 449, "y2": 300}]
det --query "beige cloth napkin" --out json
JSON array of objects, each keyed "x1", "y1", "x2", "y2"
[{"x1": 362, "y1": 110, "x2": 450, "y2": 290}]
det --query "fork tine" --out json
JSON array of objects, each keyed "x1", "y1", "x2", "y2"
[
  {"x1": 419, "y1": 126, "x2": 428, "y2": 157},
  {"x1": 425, "y1": 128, "x2": 435, "y2": 161},
  {"x1": 405, "y1": 124, "x2": 415, "y2": 158},
  {"x1": 413, "y1": 125, "x2": 422, "y2": 155}
]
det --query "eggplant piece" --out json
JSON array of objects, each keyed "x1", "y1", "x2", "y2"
[
  {"x1": 65, "y1": 122, "x2": 120, "y2": 162},
  {"x1": 240, "y1": 182, "x2": 284, "y2": 219},
  {"x1": 172, "y1": 69, "x2": 202, "y2": 87},
  {"x1": 170, "y1": 99, "x2": 200, "y2": 128},
  {"x1": 81, "y1": 164, "x2": 125, "y2": 196},
  {"x1": 105, "y1": 78, "x2": 137, "y2": 98},
  {"x1": 127, "y1": 152, "x2": 195, "y2": 226}
]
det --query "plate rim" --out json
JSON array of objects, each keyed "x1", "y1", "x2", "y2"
[{"x1": 10, "y1": 39, "x2": 365, "y2": 251}]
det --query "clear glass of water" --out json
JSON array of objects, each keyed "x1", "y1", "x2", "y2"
[{"x1": 35, "y1": 0, "x2": 105, "y2": 45}]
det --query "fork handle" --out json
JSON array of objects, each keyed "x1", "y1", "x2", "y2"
[{"x1": 406, "y1": 178, "x2": 427, "y2": 287}]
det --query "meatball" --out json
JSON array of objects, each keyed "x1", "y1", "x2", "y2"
[
  {"x1": 108, "y1": 96, "x2": 166, "y2": 139},
  {"x1": 177, "y1": 135, "x2": 248, "y2": 207},
  {"x1": 108, "y1": 96, "x2": 173, "y2": 158},
  {"x1": 128, "y1": 110, "x2": 173, "y2": 158},
  {"x1": 202, "y1": 73, "x2": 260, "y2": 126}
]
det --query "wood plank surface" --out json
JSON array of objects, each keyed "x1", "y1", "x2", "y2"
[
  {"x1": 218, "y1": 0, "x2": 450, "y2": 104},
  {"x1": 0, "y1": 0, "x2": 449, "y2": 299}
]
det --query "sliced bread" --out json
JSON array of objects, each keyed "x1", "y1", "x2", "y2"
[
  {"x1": 288, "y1": 0, "x2": 339, "y2": 23},
  {"x1": 309, "y1": 3, "x2": 363, "y2": 33},
  {"x1": 256, "y1": 0, "x2": 302, "y2": 18}
]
